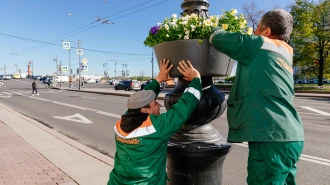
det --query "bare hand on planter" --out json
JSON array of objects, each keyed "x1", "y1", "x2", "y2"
[
  {"x1": 177, "y1": 60, "x2": 200, "y2": 82},
  {"x1": 155, "y1": 58, "x2": 174, "y2": 83}
]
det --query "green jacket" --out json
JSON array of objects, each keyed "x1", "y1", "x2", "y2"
[
  {"x1": 108, "y1": 78, "x2": 202, "y2": 185},
  {"x1": 210, "y1": 30, "x2": 304, "y2": 142}
]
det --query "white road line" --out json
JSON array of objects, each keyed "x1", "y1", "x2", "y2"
[
  {"x1": 300, "y1": 106, "x2": 330, "y2": 116},
  {"x1": 29, "y1": 95, "x2": 121, "y2": 119},
  {"x1": 234, "y1": 142, "x2": 330, "y2": 166},
  {"x1": 297, "y1": 112, "x2": 327, "y2": 116},
  {"x1": 2, "y1": 92, "x2": 12, "y2": 95},
  {"x1": 82, "y1": 96, "x2": 97, "y2": 100},
  {"x1": 96, "y1": 111, "x2": 121, "y2": 118}
]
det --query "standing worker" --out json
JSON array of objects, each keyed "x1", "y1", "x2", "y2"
[
  {"x1": 209, "y1": 9, "x2": 304, "y2": 184},
  {"x1": 32, "y1": 80, "x2": 39, "y2": 96},
  {"x1": 108, "y1": 59, "x2": 202, "y2": 185}
]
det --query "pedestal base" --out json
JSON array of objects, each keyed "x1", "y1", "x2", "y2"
[{"x1": 167, "y1": 144, "x2": 232, "y2": 185}]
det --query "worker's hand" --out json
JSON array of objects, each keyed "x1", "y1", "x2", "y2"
[
  {"x1": 177, "y1": 60, "x2": 200, "y2": 82},
  {"x1": 155, "y1": 58, "x2": 173, "y2": 83}
]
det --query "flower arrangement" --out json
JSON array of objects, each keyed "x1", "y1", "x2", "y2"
[{"x1": 144, "y1": 9, "x2": 253, "y2": 47}]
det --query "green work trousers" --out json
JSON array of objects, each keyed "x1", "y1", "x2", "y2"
[{"x1": 247, "y1": 141, "x2": 304, "y2": 185}]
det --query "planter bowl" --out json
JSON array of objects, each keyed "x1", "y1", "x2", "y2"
[{"x1": 153, "y1": 39, "x2": 234, "y2": 77}]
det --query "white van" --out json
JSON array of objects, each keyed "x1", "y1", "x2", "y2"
[{"x1": 55, "y1": 76, "x2": 69, "y2": 83}]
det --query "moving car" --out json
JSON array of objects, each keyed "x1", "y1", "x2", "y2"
[{"x1": 84, "y1": 79, "x2": 96, "y2": 84}]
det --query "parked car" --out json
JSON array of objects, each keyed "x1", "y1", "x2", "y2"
[
  {"x1": 109, "y1": 80, "x2": 120, "y2": 85},
  {"x1": 40, "y1": 77, "x2": 48, "y2": 81},
  {"x1": 115, "y1": 80, "x2": 133, "y2": 91},
  {"x1": 131, "y1": 81, "x2": 141, "y2": 91},
  {"x1": 43, "y1": 78, "x2": 51, "y2": 84},
  {"x1": 140, "y1": 80, "x2": 164, "y2": 90},
  {"x1": 84, "y1": 79, "x2": 96, "y2": 84},
  {"x1": 3, "y1": 75, "x2": 12, "y2": 80},
  {"x1": 95, "y1": 79, "x2": 101, "y2": 83}
]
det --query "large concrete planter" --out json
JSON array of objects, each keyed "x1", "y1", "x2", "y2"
[{"x1": 153, "y1": 39, "x2": 234, "y2": 77}]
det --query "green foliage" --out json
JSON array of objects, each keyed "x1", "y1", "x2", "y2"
[
  {"x1": 225, "y1": 76, "x2": 235, "y2": 83},
  {"x1": 290, "y1": 0, "x2": 330, "y2": 86},
  {"x1": 144, "y1": 9, "x2": 252, "y2": 47}
]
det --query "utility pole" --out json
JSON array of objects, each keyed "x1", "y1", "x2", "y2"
[
  {"x1": 125, "y1": 64, "x2": 128, "y2": 78},
  {"x1": 31, "y1": 60, "x2": 34, "y2": 77},
  {"x1": 61, "y1": 40, "x2": 72, "y2": 78},
  {"x1": 122, "y1": 64, "x2": 125, "y2": 79},
  {"x1": 4, "y1": 65, "x2": 6, "y2": 75},
  {"x1": 103, "y1": 63, "x2": 108, "y2": 78},
  {"x1": 60, "y1": 61, "x2": 62, "y2": 87},
  {"x1": 151, "y1": 50, "x2": 154, "y2": 79},
  {"x1": 76, "y1": 39, "x2": 84, "y2": 90},
  {"x1": 115, "y1": 61, "x2": 117, "y2": 79},
  {"x1": 14, "y1": 62, "x2": 18, "y2": 72}
]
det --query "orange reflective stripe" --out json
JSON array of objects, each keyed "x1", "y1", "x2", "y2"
[
  {"x1": 263, "y1": 37, "x2": 293, "y2": 55},
  {"x1": 115, "y1": 116, "x2": 153, "y2": 137}
]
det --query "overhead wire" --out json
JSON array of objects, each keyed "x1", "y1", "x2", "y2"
[{"x1": 1, "y1": 0, "x2": 166, "y2": 60}]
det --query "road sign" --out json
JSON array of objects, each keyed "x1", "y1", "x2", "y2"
[
  {"x1": 62, "y1": 66, "x2": 68, "y2": 72},
  {"x1": 82, "y1": 58, "x2": 88, "y2": 64},
  {"x1": 77, "y1": 49, "x2": 83, "y2": 55},
  {"x1": 63, "y1": 42, "x2": 71, "y2": 50},
  {"x1": 81, "y1": 65, "x2": 88, "y2": 72}
]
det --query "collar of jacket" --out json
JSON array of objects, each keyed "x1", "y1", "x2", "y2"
[{"x1": 120, "y1": 112, "x2": 149, "y2": 133}]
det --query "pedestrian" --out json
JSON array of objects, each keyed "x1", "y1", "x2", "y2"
[
  {"x1": 32, "y1": 80, "x2": 39, "y2": 96},
  {"x1": 108, "y1": 59, "x2": 202, "y2": 185},
  {"x1": 69, "y1": 77, "x2": 73, "y2": 89},
  {"x1": 46, "y1": 79, "x2": 51, "y2": 88},
  {"x1": 81, "y1": 77, "x2": 84, "y2": 88},
  {"x1": 209, "y1": 9, "x2": 304, "y2": 184}
]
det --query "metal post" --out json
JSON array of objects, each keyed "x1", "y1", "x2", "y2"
[
  {"x1": 31, "y1": 60, "x2": 33, "y2": 77},
  {"x1": 115, "y1": 61, "x2": 117, "y2": 78},
  {"x1": 69, "y1": 49, "x2": 71, "y2": 77},
  {"x1": 78, "y1": 40, "x2": 81, "y2": 90},
  {"x1": 60, "y1": 61, "x2": 62, "y2": 87}
]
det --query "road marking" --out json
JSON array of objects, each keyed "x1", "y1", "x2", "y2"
[
  {"x1": 82, "y1": 96, "x2": 97, "y2": 100},
  {"x1": 54, "y1": 113, "x2": 92, "y2": 124},
  {"x1": 234, "y1": 142, "x2": 330, "y2": 166},
  {"x1": 300, "y1": 106, "x2": 330, "y2": 116},
  {"x1": 96, "y1": 111, "x2": 121, "y2": 118}
]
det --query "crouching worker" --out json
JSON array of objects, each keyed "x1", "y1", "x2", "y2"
[{"x1": 108, "y1": 59, "x2": 202, "y2": 185}]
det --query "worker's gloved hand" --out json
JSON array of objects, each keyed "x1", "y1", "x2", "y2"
[
  {"x1": 155, "y1": 58, "x2": 174, "y2": 83},
  {"x1": 177, "y1": 60, "x2": 200, "y2": 82}
]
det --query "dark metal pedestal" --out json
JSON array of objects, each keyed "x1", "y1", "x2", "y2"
[
  {"x1": 167, "y1": 143, "x2": 231, "y2": 185},
  {"x1": 165, "y1": 77, "x2": 232, "y2": 185}
]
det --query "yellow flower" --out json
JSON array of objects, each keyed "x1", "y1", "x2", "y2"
[
  {"x1": 231, "y1": 9, "x2": 238, "y2": 15},
  {"x1": 222, "y1": 24, "x2": 228, "y2": 30},
  {"x1": 247, "y1": 27, "x2": 253, "y2": 35}
]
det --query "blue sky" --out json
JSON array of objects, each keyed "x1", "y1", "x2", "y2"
[{"x1": 0, "y1": 0, "x2": 294, "y2": 78}]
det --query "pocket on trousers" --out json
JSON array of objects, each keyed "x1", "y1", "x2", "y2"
[{"x1": 227, "y1": 97, "x2": 247, "y2": 129}]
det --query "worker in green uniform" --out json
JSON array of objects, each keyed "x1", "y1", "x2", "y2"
[
  {"x1": 209, "y1": 9, "x2": 304, "y2": 185},
  {"x1": 108, "y1": 59, "x2": 202, "y2": 185}
]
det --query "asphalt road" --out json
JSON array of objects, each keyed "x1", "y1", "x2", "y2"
[{"x1": 0, "y1": 78, "x2": 329, "y2": 185}]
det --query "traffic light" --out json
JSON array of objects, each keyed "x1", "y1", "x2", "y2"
[{"x1": 77, "y1": 68, "x2": 79, "y2": 74}]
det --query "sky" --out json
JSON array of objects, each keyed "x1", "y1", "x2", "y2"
[{"x1": 0, "y1": 0, "x2": 294, "y2": 78}]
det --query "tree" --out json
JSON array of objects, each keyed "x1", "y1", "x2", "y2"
[
  {"x1": 290, "y1": 0, "x2": 330, "y2": 86},
  {"x1": 242, "y1": 1, "x2": 265, "y2": 32}
]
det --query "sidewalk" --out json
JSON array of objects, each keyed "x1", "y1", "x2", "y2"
[{"x1": 0, "y1": 104, "x2": 113, "y2": 185}]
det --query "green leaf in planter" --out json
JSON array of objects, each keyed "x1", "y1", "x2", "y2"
[{"x1": 197, "y1": 39, "x2": 204, "y2": 44}]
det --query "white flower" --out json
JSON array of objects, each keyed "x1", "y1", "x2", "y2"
[
  {"x1": 190, "y1": 25, "x2": 196, "y2": 31},
  {"x1": 240, "y1": 20, "x2": 247, "y2": 28},
  {"x1": 164, "y1": 24, "x2": 169, "y2": 31},
  {"x1": 190, "y1": 13, "x2": 198, "y2": 19},
  {"x1": 203, "y1": 19, "x2": 212, "y2": 26},
  {"x1": 231, "y1": 9, "x2": 238, "y2": 15},
  {"x1": 166, "y1": 34, "x2": 169, "y2": 37},
  {"x1": 247, "y1": 27, "x2": 253, "y2": 35},
  {"x1": 184, "y1": 35, "x2": 189, "y2": 40},
  {"x1": 185, "y1": 30, "x2": 190, "y2": 35},
  {"x1": 181, "y1": 20, "x2": 188, "y2": 25},
  {"x1": 172, "y1": 14, "x2": 177, "y2": 18},
  {"x1": 182, "y1": 15, "x2": 189, "y2": 21},
  {"x1": 178, "y1": 34, "x2": 182, "y2": 39},
  {"x1": 157, "y1": 22, "x2": 162, "y2": 26}
]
